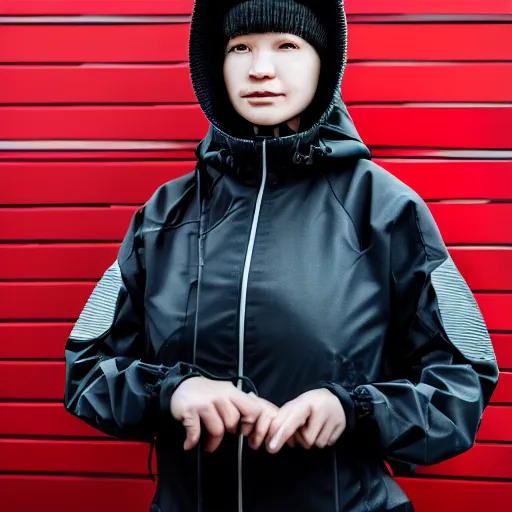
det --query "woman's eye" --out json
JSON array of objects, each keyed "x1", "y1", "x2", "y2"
[
  {"x1": 280, "y1": 42, "x2": 298, "y2": 50},
  {"x1": 228, "y1": 44, "x2": 249, "y2": 53}
]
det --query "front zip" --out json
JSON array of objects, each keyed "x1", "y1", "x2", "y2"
[{"x1": 237, "y1": 139, "x2": 268, "y2": 512}]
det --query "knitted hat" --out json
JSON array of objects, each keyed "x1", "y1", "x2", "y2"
[{"x1": 223, "y1": 0, "x2": 328, "y2": 58}]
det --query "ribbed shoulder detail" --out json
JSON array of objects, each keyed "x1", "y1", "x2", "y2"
[
  {"x1": 69, "y1": 261, "x2": 122, "y2": 341},
  {"x1": 432, "y1": 257, "x2": 496, "y2": 361}
]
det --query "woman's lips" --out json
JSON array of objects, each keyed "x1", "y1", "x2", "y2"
[{"x1": 242, "y1": 91, "x2": 284, "y2": 98}]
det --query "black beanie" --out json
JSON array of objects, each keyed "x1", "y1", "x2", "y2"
[{"x1": 223, "y1": 0, "x2": 328, "y2": 58}]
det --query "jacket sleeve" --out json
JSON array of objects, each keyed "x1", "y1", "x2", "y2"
[
  {"x1": 64, "y1": 209, "x2": 200, "y2": 442},
  {"x1": 325, "y1": 198, "x2": 499, "y2": 466}
]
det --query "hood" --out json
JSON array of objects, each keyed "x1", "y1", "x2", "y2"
[{"x1": 189, "y1": 0, "x2": 371, "y2": 175}]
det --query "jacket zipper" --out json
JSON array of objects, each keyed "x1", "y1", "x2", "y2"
[{"x1": 237, "y1": 139, "x2": 268, "y2": 512}]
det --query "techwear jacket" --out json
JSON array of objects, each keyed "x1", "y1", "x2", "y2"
[{"x1": 64, "y1": 1, "x2": 499, "y2": 511}]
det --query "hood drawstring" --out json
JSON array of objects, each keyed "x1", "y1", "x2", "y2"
[{"x1": 292, "y1": 136, "x2": 329, "y2": 166}]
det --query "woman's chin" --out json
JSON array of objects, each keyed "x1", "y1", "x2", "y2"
[{"x1": 238, "y1": 109, "x2": 293, "y2": 128}]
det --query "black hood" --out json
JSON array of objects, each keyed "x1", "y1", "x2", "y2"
[{"x1": 189, "y1": 0, "x2": 371, "y2": 173}]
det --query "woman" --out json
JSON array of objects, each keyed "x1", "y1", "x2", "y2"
[{"x1": 64, "y1": 1, "x2": 499, "y2": 511}]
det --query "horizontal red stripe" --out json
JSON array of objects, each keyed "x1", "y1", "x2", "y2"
[
  {"x1": 350, "y1": 106, "x2": 512, "y2": 149},
  {"x1": 344, "y1": 63, "x2": 512, "y2": 103},
  {"x1": 344, "y1": 0, "x2": 512, "y2": 15},
  {"x1": 0, "y1": 206, "x2": 137, "y2": 241},
  {"x1": 0, "y1": 149, "x2": 198, "y2": 160},
  {"x1": 0, "y1": 439, "x2": 153, "y2": 475},
  {"x1": 1, "y1": 401, "x2": 508, "y2": 441},
  {"x1": 416, "y1": 443, "x2": 512, "y2": 479},
  {"x1": 477, "y1": 406, "x2": 512, "y2": 442},
  {"x1": 3, "y1": 63, "x2": 511, "y2": 104},
  {"x1": 399, "y1": 478, "x2": 512, "y2": 512},
  {"x1": 429, "y1": 203, "x2": 512, "y2": 245},
  {"x1": 477, "y1": 295, "x2": 512, "y2": 331},
  {"x1": 0, "y1": 475, "x2": 154, "y2": 512},
  {"x1": 0, "y1": 64, "x2": 196, "y2": 104},
  {"x1": 1, "y1": 203, "x2": 510, "y2": 243},
  {"x1": 0, "y1": 105, "x2": 208, "y2": 140},
  {"x1": 0, "y1": 245, "x2": 120, "y2": 280},
  {"x1": 373, "y1": 149, "x2": 512, "y2": 159},
  {"x1": 0, "y1": 362, "x2": 65, "y2": 400},
  {"x1": 0, "y1": 0, "x2": 192, "y2": 15},
  {"x1": 0, "y1": 323, "x2": 74, "y2": 359},
  {"x1": 0, "y1": 161, "x2": 193, "y2": 205},
  {"x1": 449, "y1": 248, "x2": 512, "y2": 291},
  {"x1": 492, "y1": 334, "x2": 512, "y2": 369},
  {"x1": 2, "y1": 0, "x2": 511, "y2": 15},
  {"x1": 349, "y1": 23, "x2": 512, "y2": 61},
  {"x1": 0, "y1": 362, "x2": 509, "y2": 402},
  {"x1": 1, "y1": 24, "x2": 509, "y2": 63},
  {"x1": 0, "y1": 402, "x2": 108, "y2": 438},
  {"x1": 0, "y1": 283, "x2": 95, "y2": 320},
  {"x1": 377, "y1": 159, "x2": 512, "y2": 200},
  {"x1": 490, "y1": 372, "x2": 512, "y2": 403},
  {"x1": 0, "y1": 24, "x2": 190, "y2": 63},
  {"x1": 1, "y1": 105, "x2": 509, "y2": 148}
]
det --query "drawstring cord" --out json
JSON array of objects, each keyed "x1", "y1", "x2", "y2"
[{"x1": 292, "y1": 136, "x2": 329, "y2": 166}]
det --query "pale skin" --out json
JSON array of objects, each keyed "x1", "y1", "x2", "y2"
[
  {"x1": 223, "y1": 32, "x2": 321, "y2": 133},
  {"x1": 170, "y1": 32, "x2": 346, "y2": 453}
]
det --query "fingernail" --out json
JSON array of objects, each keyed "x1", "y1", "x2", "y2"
[{"x1": 269, "y1": 431, "x2": 282, "y2": 451}]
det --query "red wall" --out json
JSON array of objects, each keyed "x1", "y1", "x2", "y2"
[{"x1": 0, "y1": 1, "x2": 511, "y2": 510}]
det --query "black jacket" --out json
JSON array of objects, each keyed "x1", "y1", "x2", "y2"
[{"x1": 64, "y1": 1, "x2": 499, "y2": 511}]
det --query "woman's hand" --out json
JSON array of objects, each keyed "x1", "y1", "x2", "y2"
[
  {"x1": 171, "y1": 376, "x2": 271, "y2": 453},
  {"x1": 240, "y1": 393, "x2": 280, "y2": 450},
  {"x1": 265, "y1": 388, "x2": 346, "y2": 454}
]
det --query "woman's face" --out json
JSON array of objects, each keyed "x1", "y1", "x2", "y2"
[{"x1": 223, "y1": 32, "x2": 321, "y2": 129}]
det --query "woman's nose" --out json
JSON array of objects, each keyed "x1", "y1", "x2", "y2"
[{"x1": 249, "y1": 52, "x2": 276, "y2": 79}]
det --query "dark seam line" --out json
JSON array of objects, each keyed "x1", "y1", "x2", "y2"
[
  {"x1": 320, "y1": 171, "x2": 362, "y2": 251},
  {"x1": 201, "y1": 204, "x2": 245, "y2": 236},
  {"x1": 413, "y1": 204, "x2": 430, "y2": 261}
]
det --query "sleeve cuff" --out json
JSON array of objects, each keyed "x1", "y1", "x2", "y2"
[
  {"x1": 158, "y1": 362, "x2": 201, "y2": 415},
  {"x1": 322, "y1": 382, "x2": 374, "y2": 432}
]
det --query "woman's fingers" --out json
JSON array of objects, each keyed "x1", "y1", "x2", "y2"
[
  {"x1": 286, "y1": 436, "x2": 297, "y2": 448},
  {"x1": 299, "y1": 408, "x2": 327, "y2": 449},
  {"x1": 248, "y1": 404, "x2": 277, "y2": 450},
  {"x1": 181, "y1": 410, "x2": 201, "y2": 451},
  {"x1": 294, "y1": 429, "x2": 309, "y2": 450},
  {"x1": 312, "y1": 418, "x2": 337, "y2": 448},
  {"x1": 230, "y1": 390, "x2": 266, "y2": 424},
  {"x1": 327, "y1": 423, "x2": 345, "y2": 446},
  {"x1": 200, "y1": 405, "x2": 225, "y2": 453},
  {"x1": 215, "y1": 399, "x2": 241, "y2": 434},
  {"x1": 266, "y1": 402, "x2": 310, "y2": 454}
]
